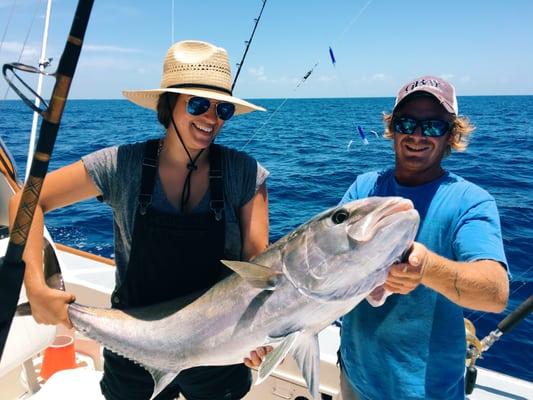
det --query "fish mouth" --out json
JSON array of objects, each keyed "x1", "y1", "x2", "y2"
[{"x1": 348, "y1": 198, "x2": 415, "y2": 242}]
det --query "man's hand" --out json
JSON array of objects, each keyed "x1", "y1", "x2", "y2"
[
  {"x1": 384, "y1": 242, "x2": 428, "y2": 295},
  {"x1": 243, "y1": 345, "x2": 273, "y2": 368}
]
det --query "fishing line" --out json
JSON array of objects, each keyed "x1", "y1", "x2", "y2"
[
  {"x1": 240, "y1": 62, "x2": 318, "y2": 151},
  {"x1": 329, "y1": 0, "x2": 378, "y2": 147},
  {"x1": 171, "y1": 0, "x2": 174, "y2": 44},
  {"x1": 0, "y1": 0, "x2": 19, "y2": 57},
  {"x1": 2, "y1": 0, "x2": 42, "y2": 101},
  {"x1": 332, "y1": 0, "x2": 375, "y2": 46},
  {"x1": 240, "y1": 0, "x2": 376, "y2": 150}
]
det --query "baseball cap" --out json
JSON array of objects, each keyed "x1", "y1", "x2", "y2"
[{"x1": 393, "y1": 75, "x2": 458, "y2": 115}]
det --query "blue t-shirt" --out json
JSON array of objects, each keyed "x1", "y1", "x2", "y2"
[{"x1": 339, "y1": 169, "x2": 507, "y2": 400}]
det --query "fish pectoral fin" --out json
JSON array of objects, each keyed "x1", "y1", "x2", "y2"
[
  {"x1": 146, "y1": 367, "x2": 180, "y2": 400},
  {"x1": 293, "y1": 334, "x2": 321, "y2": 400},
  {"x1": 256, "y1": 331, "x2": 301, "y2": 384},
  {"x1": 220, "y1": 260, "x2": 282, "y2": 290}
]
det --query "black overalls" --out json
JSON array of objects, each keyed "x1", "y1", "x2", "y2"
[{"x1": 100, "y1": 140, "x2": 252, "y2": 400}]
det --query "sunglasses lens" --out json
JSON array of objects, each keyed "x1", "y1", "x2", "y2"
[
  {"x1": 187, "y1": 97, "x2": 235, "y2": 121},
  {"x1": 216, "y1": 102, "x2": 235, "y2": 121},
  {"x1": 187, "y1": 97, "x2": 210, "y2": 116},
  {"x1": 393, "y1": 117, "x2": 449, "y2": 137},
  {"x1": 422, "y1": 120, "x2": 450, "y2": 137},
  {"x1": 394, "y1": 117, "x2": 417, "y2": 134}
]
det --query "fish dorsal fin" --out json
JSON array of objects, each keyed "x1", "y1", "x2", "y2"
[
  {"x1": 220, "y1": 260, "x2": 282, "y2": 290},
  {"x1": 293, "y1": 334, "x2": 321, "y2": 399},
  {"x1": 146, "y1": 367, "x2": 180, "y2": 400},
  {"x1": 256, "y1": 331, "x2": 301, "y2": 384}
]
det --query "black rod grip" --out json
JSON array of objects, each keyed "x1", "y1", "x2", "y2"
[
  {"x1": 497, "y1": 295, "x2": 533, "y2": 334},
  {"x1": 56, "y1": 0, "x2": 95, "y2": 78}
]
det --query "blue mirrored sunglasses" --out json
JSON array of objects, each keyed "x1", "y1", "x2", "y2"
[
  {"x1": 392, "y1": 116, "x2": 451, "y2": 137},
  {"x1": 186, "y1": 96, "x2": 235, "y2": 121}
]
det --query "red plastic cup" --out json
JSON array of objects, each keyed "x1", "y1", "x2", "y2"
[{"x1": 40, "y1": 335, "x2": 77, "y2": 380}]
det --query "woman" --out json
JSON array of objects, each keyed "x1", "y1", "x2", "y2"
[{"x1": 10, "y1": 40, "x2": 270, "y2": 399}]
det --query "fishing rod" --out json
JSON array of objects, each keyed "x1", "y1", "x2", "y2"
[
  {"x1": 0, "y1": 0, "x2": 95, "y2": 361},
  {"x1": 464, "y1": 295, "x2": 533, "y2": 394},
  {"x1": 231, "y1": 0, "x2": 267, "y2": 92}
]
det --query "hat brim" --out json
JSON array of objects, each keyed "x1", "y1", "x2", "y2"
[
  {"x1": 122, "y1": 88, "x2": 266, "y2": 115},
  {"x1": 394, "y1": 89, "x2": 456, "y2": 115}
]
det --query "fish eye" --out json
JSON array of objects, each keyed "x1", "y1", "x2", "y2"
[{"x1": 331, "y1": 209, "x2": 349, "y2": 224}]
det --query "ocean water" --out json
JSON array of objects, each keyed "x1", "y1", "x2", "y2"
[{"x1": 1, "y1": 96, "x2": 532, "y2": 383}]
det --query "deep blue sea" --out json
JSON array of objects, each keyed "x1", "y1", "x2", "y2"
[{"x1": 1, "y1": 96, "x2": 532, "y2": 383}]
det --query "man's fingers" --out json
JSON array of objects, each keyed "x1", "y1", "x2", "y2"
[{"x1": 389, "y1": 264, "x2": 422, "y2": 278}]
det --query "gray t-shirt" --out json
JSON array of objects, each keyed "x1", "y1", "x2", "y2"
[{"x1": 82, "y1": 141, "x2": 269, "y2": 286}]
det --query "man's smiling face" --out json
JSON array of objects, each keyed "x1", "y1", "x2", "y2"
[{"x1": 393, "y1": 96, "x2": 453, "y2": 185}]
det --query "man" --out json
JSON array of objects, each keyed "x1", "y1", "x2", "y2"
[{"x1": 338, "y1": 76, "x2": 509, "y2": 400}]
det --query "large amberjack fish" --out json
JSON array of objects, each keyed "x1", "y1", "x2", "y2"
[{"x1": 66, "y1": 197, "x2": 419, "y2": 399}]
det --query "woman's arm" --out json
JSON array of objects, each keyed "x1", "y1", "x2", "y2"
[
  {"x1": 239, "y1": 183, "x2": 269, "y2": 261},
  {"x1": 9, "y1": 160, "x2": 101, "y2": 327},
  {"x1": 239, "y1": 182, "x2": 271, "y2": 367}
]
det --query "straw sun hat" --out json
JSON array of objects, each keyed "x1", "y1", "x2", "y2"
[{"x1": 123, "y1": 40, "x2": 265, "y2": 115}]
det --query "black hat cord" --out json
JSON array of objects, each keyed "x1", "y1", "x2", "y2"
[{"x1": 167, "y1": 101, "x2": 205, "y2": 212}]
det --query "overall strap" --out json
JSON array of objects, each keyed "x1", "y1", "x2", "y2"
[
  {"x1": 138, "y1": 139, "x2": 160, "y2": 215},
  {"x1": 208, "y1": 144, "x2": 224, "y2": 222}
]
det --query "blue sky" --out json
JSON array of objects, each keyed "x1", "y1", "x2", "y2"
[{"x1": 0, "y1": 0, "x2": 532, "y2": 100}]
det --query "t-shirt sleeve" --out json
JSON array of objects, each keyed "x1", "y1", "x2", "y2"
[
  {"x1": 81, "y1": 143, "x2": 142, "y2": 208},
  {"x1": 452, "y1": 192, "x2": 508, "y2": 270},
  {"x1": 340, "y1": 180, "x2": 359, "y2": 205},
  {"x1": 256, "y1": 161, "x2": 269, "y2": 192},
  {"x1": 339, "y1": 171, "x2": 380, "y2": 205},
  {"x1": 224, "y1": 147, "x2": 268, "y2": 208}
]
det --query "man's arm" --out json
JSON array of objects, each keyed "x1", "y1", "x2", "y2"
[{"x1": 385, "y1": 242, "x2": 509, "y2": 312}]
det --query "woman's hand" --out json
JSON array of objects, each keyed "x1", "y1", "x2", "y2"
[
  {"x1": 26, "y1": 285, "x2": 76, "y2": 328},
  {"x1": 243, "y1": 345, "x2": 273, "y2": 368}
]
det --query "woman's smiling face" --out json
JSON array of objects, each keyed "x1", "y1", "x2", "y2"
[{"x1": 171, "y1": 94, "x2": 225, "y2": 151}]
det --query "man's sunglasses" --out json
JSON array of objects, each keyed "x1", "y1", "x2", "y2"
[
  {"x1": 186, "y1": 96, "x2": 235, "y2": 121},
  {"x1": 392, "y1": 116, "x2": 451, "y2": 137}
]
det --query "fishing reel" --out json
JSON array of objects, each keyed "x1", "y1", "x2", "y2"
[
  {"x1": 464, "y1": 295, "x2": 533, "y2": 395},
  {"x1": 464, "y1": 318, "x2": 484, "y2": 395}
]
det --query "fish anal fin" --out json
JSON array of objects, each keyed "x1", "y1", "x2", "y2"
[
  {"x1": 146, "y1": 367, "x2": 180, "y2": 400},
  {"x1": 220, "y1": 260, "x2": 282, "y2": 290},
  {"x1": 256, "y1": 331, "x2": 301, "y2": 384},
  {"x1": 293, "y1": 334, "x2": 321, "y2": 400}
]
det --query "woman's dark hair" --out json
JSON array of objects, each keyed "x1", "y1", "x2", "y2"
[{"x1": 156, "y1": 92, "x2": 180, "y2": 128}]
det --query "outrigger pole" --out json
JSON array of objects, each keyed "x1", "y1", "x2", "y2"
[
  {"x1": 0, "y1": 0, "x2": 95, "y2": 361},
  {"x1": 231, "y1": 0, "x2": 267, "y2": 91}
]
